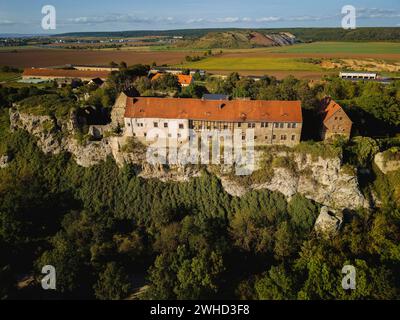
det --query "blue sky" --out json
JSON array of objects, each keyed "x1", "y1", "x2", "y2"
[{"x1": 0, "y1": 0, "x2": 399, "y2": 34}]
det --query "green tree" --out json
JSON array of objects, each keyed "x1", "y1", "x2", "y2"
[
  {"x1": 94, "y1": 262, "x2": 132, "y2": 300},
  {"x1": 255, "y1": 265, "x2": 296, "y2": 300}
]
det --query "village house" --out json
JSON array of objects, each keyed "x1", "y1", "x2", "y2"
[
  {"x1": 121, "y1": 96, "x2": 303, "y2": 147},
  {"x1": 320, "y1": 98, "x2": 352, "y2": 141},
  {"x1": 151, "y1": 73, "x2": 194, "y2": 87}
]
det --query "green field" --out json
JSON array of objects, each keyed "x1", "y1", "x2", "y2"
[
  {"x1": 263, "y1": 42, "x2": 400, "y2": 55},
  {"x1": 0, "y1": 72, "x2": 21, "y2": 82},
  {"x1": 180, "y1": 57, "x2": 324, "y2": 72}
]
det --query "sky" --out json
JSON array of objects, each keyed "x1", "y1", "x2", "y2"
[{"x1": 0, "y1": 0, "x2": 399, "y2": 34}]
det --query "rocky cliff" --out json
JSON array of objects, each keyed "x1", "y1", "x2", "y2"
[
  {"x1": 9, "y1": 108, "x2": 368, "y2": 211},
  {"x1": 219, "y1": 151, "x2": 368, "y2": 210}
]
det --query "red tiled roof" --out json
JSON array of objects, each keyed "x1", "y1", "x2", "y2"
[
  {"x1": 151, "y1": 73, "x2": 163, "y2": 81},
  {"x1": 22, "y1": 68, "x2": 110, "y2": 80},
  {"x1": 125, "y1": 97, "x2": 303, "y2": 123},
  {"x1": 151, "y1": 73, "x2": 193, "y2": 86},
  {"x1": 177, "y1": 74, "x2": 193, "y2": 85},
  {"x1": 321, "y1": 99, "x2": 347, "y2": 123}
]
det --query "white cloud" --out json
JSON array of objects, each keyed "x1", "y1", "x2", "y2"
[
  {"x1": 286, "y1": 15, "x2": 323, "y2": 21},
  {"x1": 66, "y1": 14, "x2": 176, "y2": 25},
  {"x1": 215, "y1": 17, "x2": 241, "y2": 23},
  {"x1": 357, "y1": 7, "x2": 400, "y2": 19},
  {"x1": 256, "y1": 17, "x2": 281, "y2": 22},
  {"x1": 63, "y1": 6, "x2": 400, "y2": 28},
  {"x1": 0, "y1": 19, "x2": 14, "y2": 25},
  {"x1": 186, "y1": 18, "x2": 206, "y2": 24}
]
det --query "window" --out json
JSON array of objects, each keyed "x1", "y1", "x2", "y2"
[
  {"x1": 238, "y1": 123, "x2": 242, "y2": 128},
  {"x1": 281, "y1": 135, "x2": 287, "y2": 141},
  {"x1": 179, "y1": 124, "x2": 184, "y2": 129},
  {"x1": 292, "y1": 123, "x2": 297, "y2": 129},
  {"x1": 224, "y1": 125, "x2": 228, "y2": 129},
  {"x1": 177, "y1": 133, "x2": 182, "y2": 138},
  {"x1": 273, "y1": 135, "x2": 276, "y2": 140},
  {"x1": 291, "y1": 135, "x2": 296, "y2": 141},
  {"x1": 280, "y1": 123, "x2": 284, "y2": 129},
  {"x1": 254, "y1": 136, "x2": 257, "y2": 140},
  {"x1": 144, "y1": 133, "x2": 147, "y2": 137},
  {"x1": 275, "y1": 123, "x2": 279, "y2": 128},
  {"x1": 154, "y1": 122, "x2": 158, "y2": 128},
  {"x1": 164, "y1": 123, "x2": 168, "y2": 128},
  {"x1": 248, "y1": 123, "x2": 255, "y2": 128},
  {"x1": 127, "y1": 122, "x2": 131, "y2": 127},
  {"x1": 265, "y1": 136, "x2": 268, "y2": 140},
  {"x1": 242, "y1": 135, "x2": 246, "y2": 141}
]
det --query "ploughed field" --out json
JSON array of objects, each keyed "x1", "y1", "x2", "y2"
[{"x1": 0, "y1": 48, "x2": 193, "y2": 68}]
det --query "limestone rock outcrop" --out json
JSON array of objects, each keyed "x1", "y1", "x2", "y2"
[
  {"x1": 314, "y1": 206, "x2": 343, "y2": 236},
  {"x1": 0, "y1": 154, "x2": 10, "y2": 169},
  {"x1": 222, "y1": 152, "x2": 368, "y2": 210},
  {"x1": 374, "y1": 151, "x2": 400, "y2": 174}
]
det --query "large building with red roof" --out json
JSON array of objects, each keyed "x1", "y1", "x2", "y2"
[
  {"x1": 122, "y1": 96, "x2": 303, "y2": 146},
  {"x1": 22, "y1": 68, "x2": 111, "y2": 82}
]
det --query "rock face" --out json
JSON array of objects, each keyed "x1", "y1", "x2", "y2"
[
  {"x1": 9, "y1": 107, "x2": 369, "y2": 211},
  {"x1": 223, "y1": 152, "x2": 368, "y2": 210},
  {"x1": 10, "y1": 108, "x2": 113, "y2": 167},
  {"x1": 9, "y1": 109, "x2": 64, "y2": 154},
  {"x1": 374, "y1": 152, "x2": 400, "y2": 174},
  {"x1": 0, "y1": 155, "x2": 10, "y2": 168},
  {"x1": 314, "y1": 206, "x2": 343, "y2": 236}
]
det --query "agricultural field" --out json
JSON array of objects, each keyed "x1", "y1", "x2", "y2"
[
  {"x1": 0, "y1": 48, "x2": 193, "y2": 68},
  {"x1": 262, "y1": 41, "x2": 400, "y2": 55},
  {"x1": 0, "y1": 71, "x2": 21, "y2": 82},
  {"x1": 1, "y1": 41, "x2": 399, "y2": 80},
  {"x1": 178, "y1": 42, "x2": 400, "y2": 78}
]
